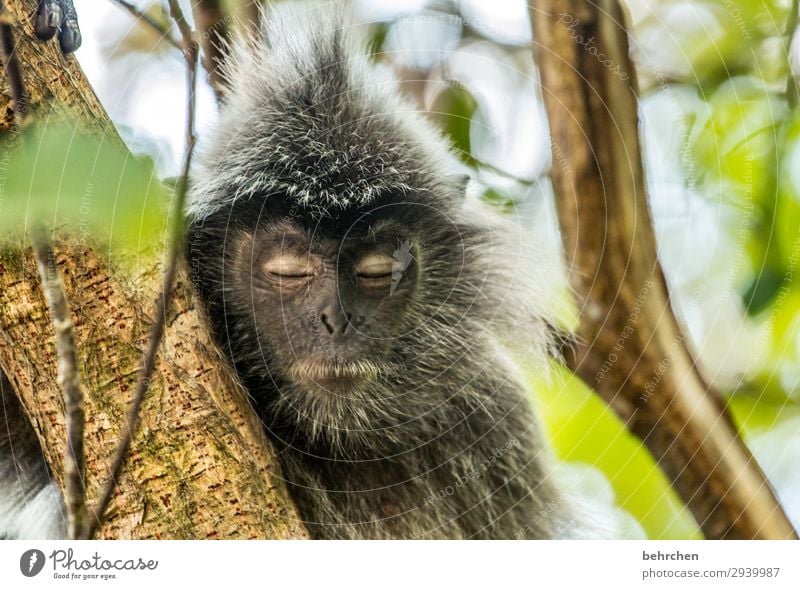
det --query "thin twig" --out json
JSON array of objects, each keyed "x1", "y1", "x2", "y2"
[
  {"x1": 0, "y1": 0, "x2": 30, "y2": 127},
  {"x1": 472, "y1": 157, "x2": 536, "y2": 187},
  {"x1": 86, "y1": 0, "x2": 199, "y2": 539},
  {"x1": 192, "y1": 0, "x2": 230, "y2": 98},
  {"x1": 32, "y1": 234, "x2": 87, "y2": 540},
  {"x1": 167, "y1": 0, "x2": 194, "y2": 49},
  {"x1": 109, "y1": 0, "x2": 182, "y2": 50}
]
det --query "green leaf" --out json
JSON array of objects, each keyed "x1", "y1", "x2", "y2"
[{"x1": 0, "y1": 125, "x2": 169, "y2": 257}]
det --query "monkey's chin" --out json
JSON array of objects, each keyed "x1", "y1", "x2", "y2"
[{"x1": 286, "y1": 359, "x2": 380, "y2": 394}]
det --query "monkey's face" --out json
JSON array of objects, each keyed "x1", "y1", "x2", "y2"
[
  {"x1": 227, "y1": 213, "x2": 419, "y2": 397},
  {"x1": 195, "y1": 194, "x2": 486, "y2": 452}
]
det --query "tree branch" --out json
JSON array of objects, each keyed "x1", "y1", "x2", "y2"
[
  {"x1": 86, "y1": 0, "x2": 200, "y2": 539},
  {"x1": 530, "y1": 0, "x2": 797, "y2": 539},
  {"x1": 32, "y1": 233, "x2": 88, "y2": 540}
]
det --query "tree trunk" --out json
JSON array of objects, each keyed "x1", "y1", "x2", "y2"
[
  {"x1": 0, "y1": 0, "x2": 307, "y2": 539},
  {"x1": 0, "y1": 0, "x2": 112, "y2": 134},
  {"x1": 530, "y1": 0, "x2": 797, "y2": 539}
]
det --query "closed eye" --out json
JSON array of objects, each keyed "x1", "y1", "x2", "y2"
[
  {"x1": 263, "y1": 253, "x2": 318, "y2": 279},
  {"x1": 355, "y1": 253, "x2": 394, "y2": 278}
]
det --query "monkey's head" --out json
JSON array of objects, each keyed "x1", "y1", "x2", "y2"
[{"x1": 187, "y1": 3, "x2": 555, "y2": 455}]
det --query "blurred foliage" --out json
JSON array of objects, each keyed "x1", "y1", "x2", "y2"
[
  {"x1": 0, "y1": 125, "x2": 168, "y2": 259},
  {"x1": 529, "y1": 363, "x2": 702, "y2": 539},
  {"x1": 646, "y1": 0, "x2": 800, "y2": 410}
]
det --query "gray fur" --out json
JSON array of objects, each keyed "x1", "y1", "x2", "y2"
[
  {"x1": 0, "y1": 372, "x2": 66, "y2": 539},
  {"x1": 188, "y1": 1, "x2": 573, "y2": 539},
  {"x1": 187, "y1": 1, "x2": 455, "y2": 221}
]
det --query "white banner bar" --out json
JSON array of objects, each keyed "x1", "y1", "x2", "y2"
[{"x1": 1, "y1": 540, "x2": 798, "y2": 588}]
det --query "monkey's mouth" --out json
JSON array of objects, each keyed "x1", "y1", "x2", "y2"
[{"x1": 287, "y1": 359, "x2": 389, "y2": 390}]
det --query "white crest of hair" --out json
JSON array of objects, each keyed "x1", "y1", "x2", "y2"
[{"x1": 186, "y1": 0, "x2": 457, "y2": 221}]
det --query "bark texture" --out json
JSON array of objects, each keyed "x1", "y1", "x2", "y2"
[
  {"x1": 0, "y1": 0, "x2": 112, "y2": 135},
  {"x1": 0, "y1": 0, "x2": 307, "y2": 539},
  {"x1": 531, "y1": 0, "x2": 797, "y2": 539}
]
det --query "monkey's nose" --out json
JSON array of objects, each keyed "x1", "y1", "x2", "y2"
[{"x1": 319, "y1": 307, "x2": 352, "y2": 336}]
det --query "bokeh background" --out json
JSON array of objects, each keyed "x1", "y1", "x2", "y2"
[{"x1": 67, "y1": 0, "x2": 800, "y2": 538}]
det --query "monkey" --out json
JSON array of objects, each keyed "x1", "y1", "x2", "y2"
[
  {"x1": 186, "y1": 1, "x2": 573, "y2": 539},
  {"x1": 33, "y1": 0, "x2": 82, "y2": 54}
]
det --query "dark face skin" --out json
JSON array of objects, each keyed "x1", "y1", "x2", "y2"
[{"x1": 229, "y1": 211, "x2": 419, "y2": 395}]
